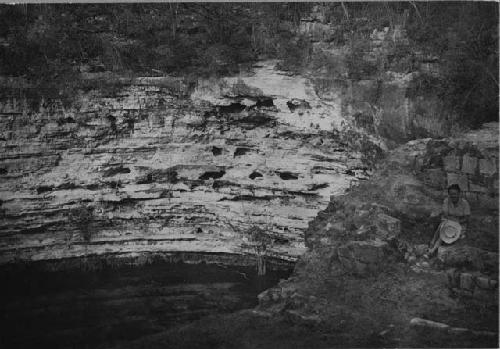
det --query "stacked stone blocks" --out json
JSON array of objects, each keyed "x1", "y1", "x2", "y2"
[
  {"x1": 447, "y1": 269, "x2": 498, "y2": 303},
  {"x1": 421, "y1": 138, "x2": 498, "y2": 210},
  {"x1": 337, "y1": 239, "x2": 389, "y2": 275}
]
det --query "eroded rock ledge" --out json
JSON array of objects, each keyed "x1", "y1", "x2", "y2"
[{"x1": 0, "y1": 61, "x2": 375, "y2": 265}]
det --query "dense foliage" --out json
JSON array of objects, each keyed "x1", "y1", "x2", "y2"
[
  {"x1": 405, "y1": 2, "x2": 498, "y2": 127},
  {"x1": 0, "y1": 3, "x2": 310, "y2": 77},
  {"x1": 0, "y1": 2, "x2": 497, "y2": 126},
  {"x1": 314, "y1": 2, "x2": 498, "y2": 127}
]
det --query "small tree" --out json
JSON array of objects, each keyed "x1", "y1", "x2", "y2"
[
  {"x1": 246, "y1": 225, "x2": 273, "y2": 276},
  {"x1": 69, "y1": 205, "x2": 95, "y2": 243}
]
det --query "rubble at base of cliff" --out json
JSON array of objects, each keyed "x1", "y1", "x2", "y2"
[{"x1": 255, "y1": 123, "x2": 498, "y2": 348}]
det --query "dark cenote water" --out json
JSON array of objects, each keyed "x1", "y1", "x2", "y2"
[{"x1": 0, "y1": 258, "x2": 292, "y2": 349}]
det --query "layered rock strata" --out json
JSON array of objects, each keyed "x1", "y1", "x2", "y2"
[{"x1": 0, "y1": 61, "x2": 370, "y2": 264}]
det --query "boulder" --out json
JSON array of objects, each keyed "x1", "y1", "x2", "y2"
[
  {"x1": 444, "y1": 155, "x2": 460, "y2": 172},
  {"x1": 461, "y1": 154, "x2": 478, "y2": 175},
  {"x1": 438, "y1": 245, "x2": 498, "y2": 272},
  {"x1": 472, "y1": 288, "x2": 496, "y2": 303},
  {"x1": 413, "y1": 244, "x2": 428, "y2": 257},
  {"x1": 459, "y1": 273, "x2": 474, "y2": 290},
  {"x1": 479, "y1": 157, "x2": 497, "y2": 176},
  {"x1": 284, "y1": 310, "x2": 322, "y2": 327},
  {"x1": 421, "y1": 168, "x2": 446, "y2": 189},
  {"x1": 475, "y1": 275, "x2": 498, "y2": 290},
  {"x1": 337, "y1": 240, "x2": 388, "y2": 275},
  {"x1": 376, "y1": 213, "x2": 401, "y2": 237}
]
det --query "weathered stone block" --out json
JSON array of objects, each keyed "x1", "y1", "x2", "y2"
[
  {"x1": 338, "y1": 240, "x2": 387, "y2": 274},
  {"x1": 459, "y1": 273, "x2": 474, "y2": 290},
  {"x1": 463, "y1": 191, "x2": 477, "y2": 203},
  {"x1": 357, "y1": 247, "x2": 380, "y2": 264},
  {"x1": 337, "y1": 245, "x2": 351, "y2": 259},
  {"x1": 284, "y1": 309, "x2": 322, "y2": 326},
  {"x1": 319, "y1": 237, "x2": 329, "y2": 245},
  {"x1": 444, "y1": 155, "x2": 460, "y2": 172},
  {"x1": 452, "y1": 287, "x2": 473, "y2": 298},
  {"x1": 446, "y1": 269, "x2": 460, "y2": 288},
  {"x1": 447, "y1": 172, "x2": 468, "y2": 191},
  {"x1": 338, "y1": 255, "x2": 354, "y2": 271},
  {"x1": 351, "y1": 240, "x2": 387, "y2": 264},
  {"x1": 330, "y1": 222, "x2": 344, "y2": 231},
  {"x1": 474, "y1": 193, "x2": 498, "y2": 210},
  {"x1": 472, "y1": 288, "x2": 495, "y2": 302},
  {"x1": 479, "y1": 158, "x2": 497, "y2": 176},
  {"x1": 354, "y1": 260, "x2": 368, "y2": 274},
  {"x1": 469, "y1": 183, "x2": 488, "y2": 194},
  {"x1": 422, "y1": 168, "x2": 446, "y2": 189},
  {"x1": 414, "y1": 244, "x2": 428, "y2": 257},
  {"x1": 376, "y1": 213, "x2": 401, "y2": 236},
  {"x1": 257, "y1": 290, "x2": 271, "y2": 305},
  {"x1": 475, "y1": 276, "x2": 498, "y2": 290},
  {"x1": 438, "y1": 245, "x2": 498, "y2": 271},
  {"x1": 461, "y1": 154, "x2": 477, "y2": 175}
]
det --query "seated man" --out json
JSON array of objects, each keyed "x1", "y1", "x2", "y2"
[{"x1": 429, "y1": 184, "x2": 470, "y2": 254}]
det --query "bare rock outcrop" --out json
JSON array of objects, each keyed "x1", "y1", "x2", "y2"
[{"x1": 0, "y1": 61, "x2": 372, "y2": 264}]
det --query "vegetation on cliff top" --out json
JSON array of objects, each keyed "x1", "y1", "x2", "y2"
[
  {"x1": 0, "y1": 3, "x2": 311, "y2": 78},
  {"x1": 0, "y1": 2, "x2": 497, "y2": 127}
]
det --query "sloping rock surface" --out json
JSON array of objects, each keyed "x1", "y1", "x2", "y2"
[{"x1": 257, "y1": 124, "x2": 498, "y2": 346}]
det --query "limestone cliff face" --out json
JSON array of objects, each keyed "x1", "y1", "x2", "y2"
[
  {"x1": 299, "y1": 5, "x2": 459, "y2": 143},
  {"x1": 0, "y1": 61, "x2": 371, "y2": 264}
]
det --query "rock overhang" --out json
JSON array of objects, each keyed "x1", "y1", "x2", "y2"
[{"x1": 0, "y1": 61, "x2": 371, "y2": 265}]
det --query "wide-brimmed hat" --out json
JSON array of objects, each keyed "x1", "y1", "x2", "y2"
[{"x1": 439, "y1": 220, "x2": 462, "y2": 244}]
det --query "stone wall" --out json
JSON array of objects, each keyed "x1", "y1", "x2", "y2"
[
  {"x1": 419, "y1": 123, "x2": 499, "y2": 210},
  {"x1": 447, "y1": 269, "x2": 498, "y2": 304}
]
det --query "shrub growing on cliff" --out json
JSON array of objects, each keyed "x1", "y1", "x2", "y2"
[
  {"x1": 345, "y1": 34, "x2": 380, "y2": 80},
  {"x1": 405, "y1": 2, "x2": 499, "y2": 128},
  {"x1": 276, "y1": 34, "x2": 312, "y2": 73},
  {"x1": 69, "y1": 205, "x2": 95, "y2": 242}
]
